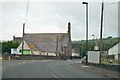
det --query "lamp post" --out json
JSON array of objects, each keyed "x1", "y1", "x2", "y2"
[
  {"x1": 82, "y1": 2, "x2": 88, "y2": 65},
  {"x1": 92, "y1": 34, "x2": 95, "y2": 50}
]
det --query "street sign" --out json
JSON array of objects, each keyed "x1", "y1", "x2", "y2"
[
  {"x1": 88, "y1": 51, "x2": 100, "y2": 63},
  {"x1": 11, "y1": 48, "x2": 19, "y2": 54},
  {"x1": 23, "y1": 49, "x2": 31, "y2": 55}
]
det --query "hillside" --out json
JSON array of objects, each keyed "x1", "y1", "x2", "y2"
[{"x1": 72, "y1": 37, "x2": 120, "y2": 56}]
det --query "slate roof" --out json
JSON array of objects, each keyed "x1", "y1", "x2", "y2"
[
  {"x1": 13, "y1": 37, "x2": 22, "y2": 44},
  {"x1": 23, "y1": 33, "x2": 69, "y2": 52}
]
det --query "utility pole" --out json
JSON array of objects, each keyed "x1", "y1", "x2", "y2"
[
  {"x1": 22, "y1": 23, "x2": 25, "y2": 55},
  {"x1": 56, "y1": 36, "x2": 58, "y2": 56},
  {"x1": 100, "y1": 2, "x2": 104, "y2": 63},
  {"x1": 68, "y1": 22, "x2": 72, "y2": 59},
  {"x1": 82, "y1": 2, "x2": 88, "y2": 65}
]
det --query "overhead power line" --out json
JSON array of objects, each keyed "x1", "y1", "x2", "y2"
[
  {"x1": 25, "y1": 0, "x2": 29, "y2": 24},
  {"x1": 24, "y1": 1, "x2": 41, "y2": 33},
  {"x1": 104, "y1": 2, "x2": 118, "y2": 6},
  {"x1": 26, "y1": 26, "x2": 41, "y2": 32}
]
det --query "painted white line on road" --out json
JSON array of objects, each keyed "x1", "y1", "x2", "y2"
[
  {"x1": 42, "y1": 60, "x2": 52, "y2": 62},
  {"x1": 75, "y1": 61, "x2": 82, "y2": 63},
  {"x1": 82, "y1": 66, "x2": 91, "y2": 68},
  {"x1": 50, "y1": 72, "x2": 60, "y2": 79},
  {"x1": 67, "y1": 60, "x2": 72, "y2": 61},
  {"x1": 47, "y1": 64, "x2": 61, "y2": 80},
  {"x1": 17, "y1": 62, "x2": 26, "y2": 64}
]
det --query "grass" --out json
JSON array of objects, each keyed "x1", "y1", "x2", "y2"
[{"x1": 101, "y1": 58, "x2": 119, "y2": 65}]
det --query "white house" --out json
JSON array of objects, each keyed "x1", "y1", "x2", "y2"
[
  {"x1": 17, "y1": 41, "x2": 30, "y2": 50},
  {"x1": 108, "y1": 43, "x2": 120, "y2": 55},
  {"x1": 108, "y1": 43, "x2": 120, "y2": 60},
  {"x1": 72, "y1": 49, "x2": 79, "y2": 57}
]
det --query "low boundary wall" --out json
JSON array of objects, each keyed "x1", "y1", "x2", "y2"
[{"x1": 2, "y1": 55, "x2": 62, "y2": 60}]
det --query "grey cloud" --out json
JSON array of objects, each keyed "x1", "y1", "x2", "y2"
[{"x1": 0, "y1": 1, "x2": 118, "y2": 41}]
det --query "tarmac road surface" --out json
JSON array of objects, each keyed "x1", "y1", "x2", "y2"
[{"x1": 2, "y1": 60, "x2": 117, "y2": 80}]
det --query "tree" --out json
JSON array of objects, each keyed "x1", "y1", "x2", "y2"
[
  {"x1": 2, "y1": 41, "x2": 19, "y2": 54},
  {"x1": 107, "y1": 36, "x2": 112, "y2": 39},
  {"x1": 72, "y1": 37, "x2": 119, "y2": 56}
]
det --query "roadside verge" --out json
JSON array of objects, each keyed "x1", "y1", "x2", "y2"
[{"x1": 72, "y1": 63, "x2": 119, "y2": 79}]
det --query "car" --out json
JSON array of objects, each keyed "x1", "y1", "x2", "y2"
[{"x1": 81, "y1": 56, "x2": 86, "y2": 63}]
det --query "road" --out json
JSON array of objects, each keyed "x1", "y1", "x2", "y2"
[{"x1": 2, "y1": 60, "x2": 116, "y2": 79}]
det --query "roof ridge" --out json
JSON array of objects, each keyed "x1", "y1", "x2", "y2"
[{"x1": 25, "y1": 33, "x2": 67, "y2": 34}]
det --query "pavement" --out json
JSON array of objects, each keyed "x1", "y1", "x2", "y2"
[{"x1": 72, "y1": 61, "x2": 119, "y2": 79}]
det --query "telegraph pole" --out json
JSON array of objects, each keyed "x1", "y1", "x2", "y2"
[
  {"x1": 100, "y1": 2, "x2": 104, "y2": 63},
  {"x1": 56, "y1": 36, "x2": 58, "y2": 56},
  {"x1": 22, "y1": 23, "x2": 25, "y2": 55},
  {"x1": 68, "y1": 22, "x2": 72, "y2": 59}
]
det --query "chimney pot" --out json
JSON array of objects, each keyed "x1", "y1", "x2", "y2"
[{"x1": 68, "y1": 22, "x2": 71, "y2": 27}]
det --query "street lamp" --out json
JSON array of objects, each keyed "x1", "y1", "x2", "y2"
[
  {"x1": 92, "y1": 34, "x2": 95, "y2": 50},
  {"x1": 82, "y1": 2, "x2": 88, "y2": 65}
]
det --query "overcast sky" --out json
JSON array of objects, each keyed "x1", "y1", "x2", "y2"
[{"x1": 0, "y1": 0, "x2": 119, "y2": 41}]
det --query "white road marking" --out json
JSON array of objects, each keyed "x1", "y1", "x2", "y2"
[
  {"x1": 17, "y1": 62, "x2": 26, "y2": 64},
  {"x1": 42, "y1": 60, "x2": 52, "y2": 62},
  {"x1": 82, "y1": 66, "x2": 91, "y2": 67},
  {"x1": 67, "y1": 60, "x2": 72, "y2": 61},
  {"x1": 50, "y1": 72, "x2": 60, "y2": 79},
  {"x1": 47, "y1": 64, "x2": 61, "y2": 80}
]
